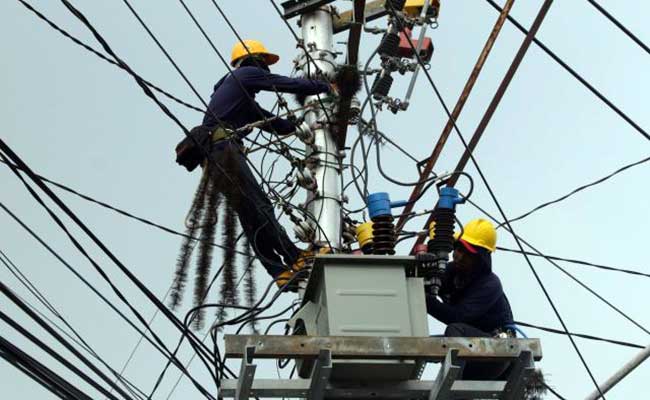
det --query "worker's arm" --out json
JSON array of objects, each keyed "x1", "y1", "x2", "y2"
[
  {"x1": 425, "y1": 276, "x2": 502, "y2": 325},
  {"x1": 241, "y1": 67, "x2": 331, "y2": 95},
  {"x1": 257, "y1": 106, "x2": 296, "y2": 135}
]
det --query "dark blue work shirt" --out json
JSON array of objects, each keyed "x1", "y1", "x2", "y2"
[
  {"x1": 202, "y1": 66, "x2": 330, "y2": 136},
  {"x1": 426, "y1": 259, "x2": 514, "y2": 333}
]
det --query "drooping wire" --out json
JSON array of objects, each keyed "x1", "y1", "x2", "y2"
[{"x1": 499, "y1": 155, "x2": 650, "y2": 226}]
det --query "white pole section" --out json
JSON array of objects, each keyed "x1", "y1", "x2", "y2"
[{"x1": 299, "y1": 6, "x2": 342, "y2": 249}]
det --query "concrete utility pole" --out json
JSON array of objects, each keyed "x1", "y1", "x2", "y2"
[
  {"x1": 299, "y1": 7, "x2": 342, "y2": 249},
  {"x1": 585, "y1": 343, "x2": 650, "y2": 399}
]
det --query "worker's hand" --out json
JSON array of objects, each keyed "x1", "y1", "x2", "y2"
[{"x1": 329, "y1": 82, "x2": 339, "y2": 96}]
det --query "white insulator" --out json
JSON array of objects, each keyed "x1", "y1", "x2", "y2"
[
  {"x1": 295, "y1": 121, "x2": 314, "y2": 144},
  {"x1": 293, "y1": 220, "x2": 314, "y2": 243},
  {"x1": 295, "y1": 168, "x2": 317, "y2": 191},
  {"x1": 348, "y1": 96, "x2": 361, "y2": 124}
]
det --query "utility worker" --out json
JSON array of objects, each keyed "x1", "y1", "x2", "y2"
[
  {"x1": 178, "y1": 39, "x2": 335, "y2": 290},
  {"x1": 424, "y1": 219, "x2": 515, "y2": 380}
]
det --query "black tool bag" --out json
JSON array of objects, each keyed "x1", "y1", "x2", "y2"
[{"x1": 175, "y1": 125, "x2": 212, "y2": 172}]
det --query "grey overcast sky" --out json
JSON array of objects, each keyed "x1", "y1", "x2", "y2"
[{"x1": 2, "y1": 0, "x2": 649, "y2": 399}]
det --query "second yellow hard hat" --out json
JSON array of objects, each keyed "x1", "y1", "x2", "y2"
[{"x1": 454, "y1": 218, "x2": 497, "y2": 253}]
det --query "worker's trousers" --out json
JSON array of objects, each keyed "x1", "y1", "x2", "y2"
[
  {"x1": 444, "y1": 323, "x2": 511, "y2": 380},
  {"x1": 211, "y1": 141, "x2": 300, "y2": 277}
]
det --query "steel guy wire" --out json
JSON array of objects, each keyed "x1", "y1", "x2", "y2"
[{"x1": 386, "y1": 1, "x2": 605, "y2": 395}]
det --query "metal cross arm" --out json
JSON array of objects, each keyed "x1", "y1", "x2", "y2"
[{"x1": 224, "y1": 335, "x2": 542, "y2": 361}]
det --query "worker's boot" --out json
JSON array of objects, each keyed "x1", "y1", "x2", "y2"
[{"x1": 276, "y1": 247, "x2": 332, "y2": 291}]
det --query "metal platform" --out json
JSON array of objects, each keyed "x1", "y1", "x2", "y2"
[{"x1": 220, "y1": 335, "x2": 542, "y2": 399}]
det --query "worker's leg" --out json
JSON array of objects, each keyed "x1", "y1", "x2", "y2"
[
  {"x1": 444, "y1": 323, "x2": 511, "y2": 380},
  {"x1": 216, "y1": 142, "x2": 300, "y2": 276}
]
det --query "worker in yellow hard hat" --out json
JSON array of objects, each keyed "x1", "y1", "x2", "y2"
[
  {"x1": 424, "y1": 218, "x2": 516, "y2": 380},
  {"x1": 175, "y1": 39, "x2": 336, "y2": 292}
]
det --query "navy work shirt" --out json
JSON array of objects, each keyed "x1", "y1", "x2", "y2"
[
  {"x1": 202, "y1": 66, "x2": 330, "y2": 135},
  {"x1": 426, "y1": 254, "x2": 514, "y2": 333}
]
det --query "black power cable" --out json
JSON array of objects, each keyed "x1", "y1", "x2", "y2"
[
  {"x1": 497, "y1": 246, "x2": 650, "y2": 279},
  {"x1": 387, "y1": 1, "x2": 606, "y2": 396},
  {"x1": 468, "y1": 197, "x2": 650, "y2": 337},
  {"x1": 516, "y1": 321, "x2": 644, "y2": 350},
  {"x1": 0, "y1": 250, "x2": 147, "y2": 399},
  {"x1": 499, "y1": 155, "x2": 650, "y2": 227},
  {"x1": 586, "y1": 0, "x2": 650, "y2": 56},
  {"x1": 485, "y1": 0, "x2": 650, "y2": 142},
  {"x1": 15, "y1": 0, "x2": 204, "y2": 113},
  {"x1": 0, "y1": 143, "x2": 216, "y2": 399},
  {"x1": 0, "y1": 334, "x2": 95, "y2": 400},
  {"x1": 0, "y1": 284, "x2": 133, "y2": 400}
]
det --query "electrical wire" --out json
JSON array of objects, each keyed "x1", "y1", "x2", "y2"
[
  {"x1": 499, "y1": 155, "x2": 650, "y2": 226},
  {"x1": 0, "y1": 250, "x2": 148, "y2": 399},
  {"x1": 0, "y1": 334, "x2": 96, "y2": 400},
  {"x1": 1, "y1": 142, "x2": 217, "y2": 399},
  {"x1": 0, "y1": 201, "x2": 202, "y2": 377},
  {"x1": 516, "y1": 321, "x2": 644, "y2": 350},
  {"x1": 586, "y1": 0, "x2": 650, "y2": 56},
  {"x1": 386, "y1": 2, "x2": 606, "y2": 395},
  {"x1": 485, "y1": 0, "x2": 650, "y2": 142},
  {"x1": 15, "y1": 0, "x2": 204, "y2": 113},
  {"x1": 497, "y1": 246, "x2": 650, "y2": 279},
  {"x1": 0, "y1": 282, "x2": 136, "y2": 400}
]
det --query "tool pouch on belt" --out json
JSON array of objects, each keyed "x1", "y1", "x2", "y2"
[{"x1": 175, "y1": 125, "x2": 212, "y2": 172}]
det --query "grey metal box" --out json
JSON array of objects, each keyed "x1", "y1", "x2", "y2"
[{"x1": 289, "y1": 254, "x2": 429, "y2": 381}]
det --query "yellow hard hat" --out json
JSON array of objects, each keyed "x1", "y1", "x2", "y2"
[
  {"x1": 230, "y1": 39, "x2": 279, "y2": 67},
  {"x1": 453, "y1": 219, "x2": 497, "y2": 253},
  {"x1": 403, "y1": 0, "x2": 440, "y2": 18}
]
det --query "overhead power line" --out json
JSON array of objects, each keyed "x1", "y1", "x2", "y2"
[
  {"x1": 392, "y1": 0, "x2": 605, "y2": 394},
  {"x1": 0, "y1": 159, "x2": 252, "y2": 258},
  {"x1": 0, "y1": 249, "x2": 147, "y2": 399},
  {"x1": 485, "y1": 0, "x2": 650, "y2": 142},
  {"x1": 497, "y1": 246, "x2": 650, "y2": 279},
  {"x1": 0, "y1": 334, "x2": 95, "y2": 400},
  {"x1": 586, "y1": 0, "x2": 650, "y2": 56},
  {"x1": 15, "y1": 0, "x2": 203, "y2": 113},
  {"x1": 0, "y1": 283, "x2": 134, "y2": 400},
  {"x1": 516, "y1": 321, "x2": 645, "y2": 350},
  {"x1": 500, "y1": 155, "x2": 650, "y2": 226},
  {"x1": 0, "y1": 141, "x2": 217, "y2": 399}
]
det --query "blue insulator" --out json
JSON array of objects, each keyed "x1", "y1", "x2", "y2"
[
  {"x1": 367, "y1": 192, "x2": 392, "y2": 219},
  {"x1": 437, "y1": 187, "x2": 464, "y2": 210}
]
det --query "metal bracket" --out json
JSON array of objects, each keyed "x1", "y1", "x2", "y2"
[
  {"x1": 235, "y1": 346, "x2": 257, "y2": 400},
  {"x1": 282, "y1": 0, "x2": 337, "y2": 19},
  {"x1": 502, "y1": 350, "x2": 535, "y2": 400},
  {"x1": 428, "y1": 349, "x2": 463, "y2": 400},
  {"x1": 308, "y1": 349, "x2": 332, "y2": 400}
]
